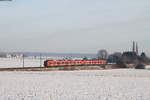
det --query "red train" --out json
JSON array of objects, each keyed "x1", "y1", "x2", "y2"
[{"x1": 44, "y1": 60, "x2": 107, "y2": 67}]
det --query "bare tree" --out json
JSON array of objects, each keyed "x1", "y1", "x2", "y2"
[
  {"x1": 108, "y1": 52, "x2": 122, "y2": 63},
  {"x1": 97, "y1": 49, "x2": 108, "y2": 60}
]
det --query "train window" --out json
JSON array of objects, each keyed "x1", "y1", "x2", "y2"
[{"x1": 48, "y1": 62, "x2": 51, "y2": 64}]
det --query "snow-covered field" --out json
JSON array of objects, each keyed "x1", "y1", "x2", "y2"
[
  {"x1": 0, "y1": 69, "x2": 150, "y2": 100},
  {"x1": 0, "y1": 58, "x2": 45, "y2": 68},
  {"x1": 0, "y1": 57, "x2": 82, "y2": 68}
]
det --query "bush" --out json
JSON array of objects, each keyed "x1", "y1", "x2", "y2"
[
  {"x1": 116, "y1": 60, "x2": 127, "y2": 68},
  {"x1": 135, "y1": 64, "x2": 145, "y2": 69}
]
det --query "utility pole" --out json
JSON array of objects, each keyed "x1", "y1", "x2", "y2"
[
  {"x1": 22, "y1": 54, "x2": 24, "y2": 68},
  {"x1": 40, "y1": 53, "x2": 42, "y2": 67}
]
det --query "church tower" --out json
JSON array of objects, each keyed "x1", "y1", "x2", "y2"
[
  {"x1": 132, "y1": 41, "x2": 135, "y2": 53},
  {"x1": 136, "y1": 42, "x2": 138, "y2": 55}
]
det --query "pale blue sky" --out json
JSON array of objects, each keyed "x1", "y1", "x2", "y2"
[{"x1": 0, "y1": 0, "x2": 150, "y2": 55}]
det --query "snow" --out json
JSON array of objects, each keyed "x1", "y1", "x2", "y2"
[
  {"x1": 0, "y1": 69, "x2": 150, "y2": 100},
  {"x1": 0, "y1": 57, "x2": 82, "y2": 68},
  {"x1": 0, "y1": 58, "x2": 45, "y2": 68},
  {"x1": 145, "y1": 65, "x2": 150, "y2": 69}
]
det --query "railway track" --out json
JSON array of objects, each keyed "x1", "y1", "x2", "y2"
[
  {"x1": 0, "y1": 65, "x2": 120, "y2": 71},
  {"x1": 0, "y1": 66, "x2": 77, "y2": 71}
]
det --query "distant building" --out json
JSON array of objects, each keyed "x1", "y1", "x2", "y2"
[
  {"x1": 122, "y1": 41, "x2": 139, "y2": 64},
  {"x1": 122, "y1": 41, "x2": 149, "y2": 65},
  {"x1": 122, "y1": 52, "x2": 138, "y2": 64},
  {"x1": 6, "y1": 53, "x2": 24, "y2": 58}
]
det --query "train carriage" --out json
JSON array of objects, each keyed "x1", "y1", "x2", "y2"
[{"x1": 44, "y1": 60, "x2": 107, "y2": 67}]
